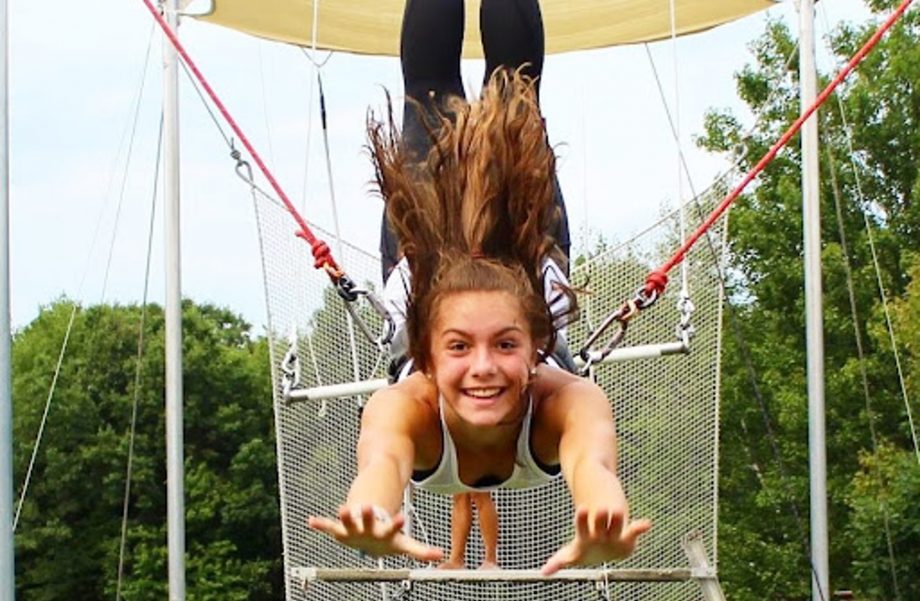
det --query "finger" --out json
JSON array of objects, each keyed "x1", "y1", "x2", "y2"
[
  {"x1": 360, "y1": 505, "x2": 375, "y2": 533},
  {"x1": 395, "y1": 535, "x2": 445, "y2": 563},
  {"x1": 591, "y1": 509, "x2": 608, "y2": 538},
  {"x1": 606, "y1": 510, "x2": 624, "y2": 538},
  {"x1": 574, "y1": 506, "x2": 590, "y2": 539},
  {"x1": 340, "y1": 504, "x2": 368, "y2": 535},
  {"x1": 308, "y1": 516, "x2": 345, "y2": 538},
  {"x1": 622, "y1": 519, "x2": 653, "y2": 544},
  {"x1": 541, "y1": 544, "x2": 574, "y2": 576},
  {"x1": 338, "y1": 507, "x2": 359, "y2": 536},
  {"x1": 391, "y1": 512, "x2": 406, "y2": 528},
  {"x1": 609, "y1": 520, "x2": 652, "y2": 559},
  {"x1": 385, "y1": 513, "x2": 407, "y2": 538}
]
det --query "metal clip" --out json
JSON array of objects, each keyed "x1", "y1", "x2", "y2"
[
  {"x1": 336, "y1": 275, "x2": 396, "y2": 348},
  {"x1": 594, "y1": 578, "x2": 613, "y2": 601},
  {"x1": 388, "y1": 577, "x2": 413, "y2": 600},
  {"x1": 676, "y1": 294, "x2": 696, "y2": 345},
  {"x1": 635, "y1": 283, "x2": 660, "y2": 310},
  {"x1": 230, "y1": 140, "x2": 251, "y2": 180},
  {"x1": 335, "y1": 273, "x2": 360, "y2": 302},
  {"x1": 280, "y1": 329, "x2": 302, "y2": 400},
  {"x1": 578, "y1": 297, "x2": 642, "y2": 374}
]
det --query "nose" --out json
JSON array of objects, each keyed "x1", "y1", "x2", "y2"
[{"x1": 470, "y1": 346, "x2": 497, "y2": 377}]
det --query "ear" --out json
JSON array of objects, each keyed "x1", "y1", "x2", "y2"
[{"x1": 532, "y1": 341, "x2": 548, "y2": 365}]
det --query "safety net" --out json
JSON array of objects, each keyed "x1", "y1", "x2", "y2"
[{"x1": 255, "y1": 173, "x2": 730, "y2": 599}]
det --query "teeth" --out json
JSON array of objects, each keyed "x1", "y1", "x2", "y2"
[{"x1": 465, "y1": 388, "x2": 501, "y2": 398}]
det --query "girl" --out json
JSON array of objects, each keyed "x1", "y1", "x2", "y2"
[
  {"x1": 309, "y1": 0, "x2": 650, "y2": 576},
  {"x1": 380, "y1": 0, "x2": 574, "y2": 571}
]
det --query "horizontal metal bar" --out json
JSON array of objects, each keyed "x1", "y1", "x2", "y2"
[
  {"x1": 578, "y1": 341, "x2": 689, "y2": 366},
  {"x1": 285, "y1": 341, "x2": 689, "y2": 403},
  {"x1": 292, "y1": 567, "x2": 693, "y2": 585},
  {"x1": 286, "y1": 378, "x2": 389, "y2": 402}
]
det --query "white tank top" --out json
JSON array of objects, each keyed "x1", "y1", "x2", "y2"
[{"x1": 410, "y1": 395, "x2": 561, "y2": 495}]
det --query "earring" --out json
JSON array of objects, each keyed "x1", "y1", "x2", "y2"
[{"x1": 529, "y1": 366, "x2": 537, "y2": 377}]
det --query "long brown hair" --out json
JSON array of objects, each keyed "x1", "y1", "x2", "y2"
[{"x1": 368, "y1": 68, "x2": 577, "y2": 372}]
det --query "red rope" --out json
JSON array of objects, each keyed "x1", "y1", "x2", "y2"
[
  {"x1": 139, "y1": 0, "x2": 342, "y2": 276},
  {"x1": 645, "y1": 0, "x2": 914, "y2": 297}
]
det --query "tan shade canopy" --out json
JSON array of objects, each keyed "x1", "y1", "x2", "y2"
[{"x1": 191, "y1": 0, "x2": 776, "y2": 57}]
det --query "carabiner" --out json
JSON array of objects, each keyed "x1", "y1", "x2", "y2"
[
  {"x1": 577, "y1": 298, "x2": 639, "y2": 366},
  {"x1": 579, "y1": 319, "x2": 629, "y2": 376},
  {"x1": 336, "y1": 276, "x2": 396, "y2": 348}
]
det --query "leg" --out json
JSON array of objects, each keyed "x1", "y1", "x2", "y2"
[
  {"x1": 480, "y1": 0, "x2": 544, "y2": 96},
  {"x1": 471, "y1": 492, "x2": 499, "y2": 569},
  {"x1": 400, "y1": 0, "x2": 466, "y2": 160},
  {"x1": 380, "y1": 0, "x2": 467, "y2": 281},
  {"x1": 479, "y1": 0, "x2": 571, "y2": 266},
  {"x1": 439, "y1": 493, "x2": 472, "y2": 569}
]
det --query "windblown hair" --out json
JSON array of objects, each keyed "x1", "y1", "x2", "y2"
[{"x1": 368, "y1": 69, "x2": 577, "y2": 372}]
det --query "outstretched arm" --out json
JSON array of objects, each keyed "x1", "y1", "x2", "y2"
[
  {"x1": 539, "y1": 378, "x2": 651, "y2": 575},
  {"x1": 346, "y1": 390, "x2": 417, "y2": 513},
  {"x1": 308, "y1": 387, "x2": 444, "y2": 562}
]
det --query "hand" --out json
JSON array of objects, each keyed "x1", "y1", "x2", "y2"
[
  {"x1": 308, "y1": 504, "x2": 445, "y2": 563},
  {"x1": 541, "y1": 505, "x2": 651, "y2": 575}
]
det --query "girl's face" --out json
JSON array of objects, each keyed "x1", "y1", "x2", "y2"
[{"x1": 429, "y1": 291, "x2": 536, "y2": 429}]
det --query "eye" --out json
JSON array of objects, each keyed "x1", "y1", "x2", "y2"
[
  {"x1": 497, "y1": 339, "x2": 519, "y2": 351},
  {"x1": 446, "y1": 340, "x2": 469, "y2": 352}
]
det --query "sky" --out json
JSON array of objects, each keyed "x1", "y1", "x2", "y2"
[{"x1": 6, "y1": 0, "x2": 876, "y2": 332}]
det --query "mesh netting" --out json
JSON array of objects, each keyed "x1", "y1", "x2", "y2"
[{"x1": 254, "y1": 187, "x2": 728, "y2": 601}]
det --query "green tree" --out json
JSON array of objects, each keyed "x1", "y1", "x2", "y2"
[
  {"x1": 13, "y1": 299, "x2": 281, "y2": 600},
  {"x1": 847, "y1": 443, "x2": 920, "y2": 600},
  {"x1": 841, "y1": 254, "x2": 920, "y2": 600},
  {"x1": 698, "y1": 3, "x2": 920, "y2": 597}
]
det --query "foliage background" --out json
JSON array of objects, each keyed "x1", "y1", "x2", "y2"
[
  {"x1": 12, "y1": 301, "x2": 281, "y2": 600},
  {"x1": 699, "y1": 0, "x2": 920, "y2": 597},
  {"x1": 10, "y1": 1, "x2": 920, "y2": 598}
]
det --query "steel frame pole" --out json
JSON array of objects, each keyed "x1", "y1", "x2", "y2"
[
  {"x1": 799, "y1": 1, "x2": 830, "y2": 599},
  {"x1": 163, "y1": 0, "x2": 186, "y2": 598},
  {"x1": 0, "y1": 0, "x2": 15, "y2": 596}
]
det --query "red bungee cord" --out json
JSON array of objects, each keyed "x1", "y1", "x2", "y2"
[
  {"x1": 139, "y1": 0, "x2": 341, "y2": 278},
  {"x1": 643, "y1": 0, "x2": 915, "y2": 301}
]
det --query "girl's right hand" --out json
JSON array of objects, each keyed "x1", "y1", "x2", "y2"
[{"x1": 308, "y1": 504, "x2": 445, "y2": 562}]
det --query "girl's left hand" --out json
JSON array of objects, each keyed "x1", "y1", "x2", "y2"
[{"x1": 540, "y1": 505, "x2": 652, "y2": 575}]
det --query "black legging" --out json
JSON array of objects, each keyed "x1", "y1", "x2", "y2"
[{"x1": 379, "y1": 0, "x2": 571, "y2": 281}]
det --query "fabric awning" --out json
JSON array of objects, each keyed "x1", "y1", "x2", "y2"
[{"x1": 189, "y1": 0, "x2": 776, "y2": 57}]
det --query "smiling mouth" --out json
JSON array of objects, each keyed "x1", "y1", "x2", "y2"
[{"x1": 463, "y1": 387, "x2": 504, "y2": 400}]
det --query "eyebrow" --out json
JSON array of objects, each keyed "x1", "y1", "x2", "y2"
[{"x1": 440, "y1": 326, "x2": 526, "y2": 338}]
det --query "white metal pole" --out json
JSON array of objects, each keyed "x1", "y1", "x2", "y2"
[
  {"x1": 799, "y1": 1, "x2": 829, "y2": 599},
  {"x1": 0, "y1": 0, "x2": 15, "y2": 596},
  {"x1": 162, "y1": 1, "x2": 186, "y2": 599}
]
